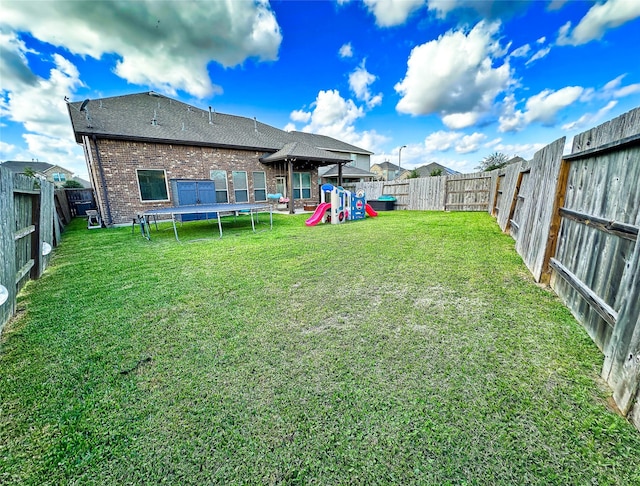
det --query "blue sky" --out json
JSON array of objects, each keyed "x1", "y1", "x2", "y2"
[{"x1": 1, "y1": 0, "x2": 640, "y2": 179}]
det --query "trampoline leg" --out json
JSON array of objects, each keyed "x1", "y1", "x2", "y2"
[
  {"x1": 172, "y1": 214, "x2": 180, "y2": 241},
  {"x1": 217, "y1": 214, "x2": 223, "y2": 238}
]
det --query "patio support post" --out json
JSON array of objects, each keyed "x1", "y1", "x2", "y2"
[{"x1": 287, "y1": 158, "x2": 295, "y2": 214}]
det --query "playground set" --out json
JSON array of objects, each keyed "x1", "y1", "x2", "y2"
[{"x1": 305, "y1": 183, "x2": 378, "y2": 226}]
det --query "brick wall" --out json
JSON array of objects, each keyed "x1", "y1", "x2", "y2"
[{"x1": 83, "y1": 138, "x2": 319, "y2": 225}]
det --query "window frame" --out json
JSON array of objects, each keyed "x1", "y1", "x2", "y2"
[
  {"x1": 209, "y1": 169, "x2": 229, "y2": 203},
  {"x1": 232, "y1": 170, "x2": 249, "y2": 203},
  {"x1": 253, "y1": 171, "x2": 267, "y2": 202},
  {"x1": 136, "y1": 168, "x2": 170, "y2": 202},
  {"x1": 293, "y1": 172, "x2": 312, "y2": 199}
]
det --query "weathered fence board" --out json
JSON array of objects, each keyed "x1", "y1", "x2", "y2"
[
  {"x1": 358, "y1": 174, "x2": 491, "y2": 211},
  {"x1": 493, "y1": 161, "x2": 525, "y2": 231},
  {"x1": 547, "y1": 108, "x2": 640, "y2": 421},
  {"x1": 409, "y1": 176, "x2": 445, "y2": 210},
  {"x1": 55, "y1": 189, "x2": 72, "y2": 225},
  {"x1": 0, "y1": 169, "x2": 17, "y2": 329},
  {"x1": 444, "y1": 174, "x2": 491, "y2": 211},
  {"x1": 514, "y1": 138, "x2": 565, "y2": 282}
]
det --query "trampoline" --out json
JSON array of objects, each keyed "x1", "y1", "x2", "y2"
[{"x1": 142, "y1": 203, "x2": 272, "y2": 241}]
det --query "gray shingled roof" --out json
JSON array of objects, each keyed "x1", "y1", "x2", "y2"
[
  {"x1": 288, "y1": 131, "x2": 373, "y2": 155},
  {"x1": 260, "y1": 142, "x2": 350, "y2": 164},
  {"x1": 415, "y1": 162, "x2": 459, "y2": 176},
  {"x1": 322, "y1": 165, "x2": 376, "y2": 178},
  {"x1": 373, "y1": 161, "x2": 401, "y2": 171},
  {"x1": 1, "y1": 161, "x2": 54, "y2": 173},
  {"x1": 67, "y1": 92, "x2": 362, "y2": 165}
]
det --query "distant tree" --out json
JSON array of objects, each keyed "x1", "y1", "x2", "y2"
[
  {"x1": 407, "y1": 169, "x2": 420, "y2": 179},
  {"x1": 23, "y1": 167, "x2": 36, "y2": 177},
  {"x1": 63, "y1": 180, "x2": 84, "y2": 188},
  {"x1": 430, "y1": 168, "x2": 443, "y2": 177},
  {"x1": 476, "y1": 152, "x2": 510, "y2": 172}
]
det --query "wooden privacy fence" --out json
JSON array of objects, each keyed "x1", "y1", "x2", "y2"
[
  {"x1": 0, "y1": 167, "x2": 57, "y2": 332},
  {"x1": 357, "y1": 172, "x2": 492, "y2": 211},
  {"x1": 356, "y1": 107, "x2": 640, "y2": 429},
  {"x1": 491, "y1": 111, "x2": 640, "y2": 427}
]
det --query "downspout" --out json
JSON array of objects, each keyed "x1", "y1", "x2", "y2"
[
  {"x1": 288, "y1": 158, "x2": 295, "y2": 214},
  {"x1": 92, "y1": 135, "x2": 113, "y2": 226},
  {"x1": 338, "y1": 162, "x2": 343, "y2": 187}
]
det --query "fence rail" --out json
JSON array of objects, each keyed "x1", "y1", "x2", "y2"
[{"x1": 357, "y1": 106, "x2": 640, "y2": 429}]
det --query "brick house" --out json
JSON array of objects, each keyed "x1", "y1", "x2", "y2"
[{"x1": 67, "y1": 92, "x2": 372, "y2": 226}]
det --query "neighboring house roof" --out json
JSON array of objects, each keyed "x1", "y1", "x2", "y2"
[
  {"x1": 71, "y1": 176, "x2": 92, "y2": 188},
  {"x1": 1, "y1": 161, "x2": 75, "y2": 178},
  {"x1": 67, "y1": 92, "x2": 362, "y2": 166},
  {"x1": 1, "y1": 161, "x2": 54, "y2": 173},
  {"x1": 321, "y1": 165, "x2": 376, "y2": 178},
  {"x1": 371, "y1": 161, "x2": 401, "y2": 171},
  {"x1": 415, "y1": 162, "x2": 460, "y2": 177}
]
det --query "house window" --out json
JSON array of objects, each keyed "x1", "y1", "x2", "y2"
[
  {"x1": 232, "y1": 171, "x2": 248, "y2": 203},
  {"x1": 293, "y1": 172, "x2": 311, "y2": 199},
  {"x1": 210, "y1": 170, "x2": 228, "y2": 203},
  {"x1": 137, "y1": 169, "x2": 169, "y2": 201},
  {"x1": 253, "y1": 171, "x2": 267, "y2": 201},
  {"x1": 52, "y1": 172, "x2": 66, "y2": 182},
  {"x1": 276, "y1": 176, "x2": 287, "y2": 197}
]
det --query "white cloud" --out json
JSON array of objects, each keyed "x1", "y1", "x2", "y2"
[
  {"x1": 562, "y1": 100, "x2": 618, "y2": 131},
  {"x1": 602, "y1": 74, "x2": 640, "y2": 98},
  {"x1": 339, "y1": 43, "x2": 353, "y2": 58},
  {"x1": 547, "y1": 1, "x2": 567, "y2": 12},
  {"x1": 290, "y1": 109, "x2": 311, "y2": 123},
  {"x1": 526, "y1": 46, "x2": 551, "y2": 65},
  {"x1": 499, "y1": 87, "x2": 583, "y2": 132},
  {"x1": 489, "y1": 141, "x2": 545, "y2": 160},
  {"x1": 0, "y1": 49, "x2": 88, "y2": 176},
  {"x1": 557, "y1": 0, "x2": 640, "y2": 46},
  {"x1": 524, "y1": 86, "x2": 584, "y2": 125},
  {"x1": 424, "y1": 130, "x2": 461, "y2": 152},
  {"x1": 510, "y1": 44, "x2": 531, "y2": 58},
  {"x1": 498, "y1": 94, "x2": 525, "y2": 132},
  {"x1": 0, "y1": 140, "x2": 17, "y2": 155},
  {"x1": 457, "y1": 132, "x2": 487, "y2": 153},
  {"x1": 348, "y1": 60, "x2": 383, "y2": 108},
  {"x1": 0, "y1": 30, "x2": 38, "y2": 91},
  {"x1": 1, "y1": 0, "x2": 282, "y2": 98},
  {"x1": 288, "y1": 89, "x2": 388, "y2": 151},
  {"x1": 441, "y1": 112, "x2": 481, "y2": 130},
  {"x1": 427, "y1": 0, "x2": 529, "y2": 20},
  {"x1": 423, "y1": 130, "x2": 485, "y2": 154},
  {"x1": 363, "y1": 0, "x2": 426, "y2": 27},
  {"x1": 395, "y1": 21, "x2": 513, "y2": 129}
]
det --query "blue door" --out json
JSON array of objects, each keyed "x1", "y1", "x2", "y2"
[{"x1": 176, "y1": 181, "x2": 217, "y2": 221}]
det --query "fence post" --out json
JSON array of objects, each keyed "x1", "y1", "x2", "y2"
[{"x1": 539, "y1": 158, "x2": 571, "y2": 285}]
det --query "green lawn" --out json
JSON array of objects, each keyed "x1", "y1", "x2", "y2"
[{"x1": 1, "y1": 211, "x2": 639, "y2": 485}]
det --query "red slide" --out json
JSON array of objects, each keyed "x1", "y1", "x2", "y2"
[
  {"x1": 365, "y1": 204, "x2": 378, "y2": 217},
  {"x1": 305, "y1": 202, "x2": 332, "y2": 226}
]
